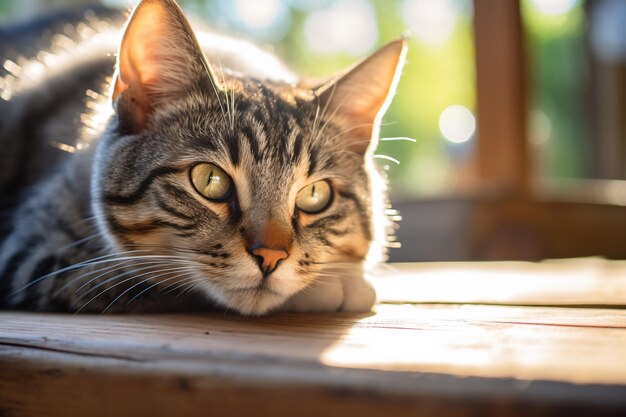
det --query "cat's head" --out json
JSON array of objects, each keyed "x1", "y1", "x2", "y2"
[{"x1": 91, "y1": 0, "x2": 406, "y2": 315}]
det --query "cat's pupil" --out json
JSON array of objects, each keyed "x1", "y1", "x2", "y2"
[{"x1": 190, "y1": 163, "x2": 232, "y2": 201}]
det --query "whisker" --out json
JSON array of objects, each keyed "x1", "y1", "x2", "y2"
[
  {"x1": 326, "y1": 122, "x2": 376, "y2": 144},
  {"x1": 9, "y1": 250, "x2": 172, "y2": 295},
  {"x1": 71, "y1": 258, "x2": 196, "y2": 296},
  {"x1": 125, "y1": 271, "x2": 199, "y2": 305},
  {"x1": 73, "y1": 215, "x2": 99, "y2": 227},
  {"x1": 40, "y1": 253, "x2": 201, "y2": 299},
  {"x1": 314, "y1": 82, "x2": 338, "y2": 141},
  {"x1": 380, "y1": 136, "x2": 416, "y2": 142},
  {"x1": 173, "y1": 279, "x2": 205, "y2": 301},
  {"x1": 159, "y1": 276, "x2": 201, "y2": 296},
  {"x1": 75, "y1": 265, "x2": 198, "y2": 314},
  {"x1": 316, "y1": 80, "x2": 361, "y2": 141},
  {"x1": 119, "y1": 243, "x2": 207, "y2": 255},
  {"x1": 52, "y1": 259, "x2": 143, "y2": 297},
  {"x1": 373, "y1": 154, "x2": 400, "y2": 165},
  {"x1": 56, "y1": 233, "x2": 101, "y2": 252},
  {"x1": 203, "y1": 56, "x2": 226, "y2": 125},
  {"x1": 78, "y1": 262, "x2": 200, "y2": 298},
  {"x1": 106, "y1": 269, "x2": 203, "y2": 312},
  {"x1": 215, "y1": 53, "x2": 234, "y2": 131}
]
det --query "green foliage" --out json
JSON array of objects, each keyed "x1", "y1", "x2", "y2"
[{"x1": 521, "y1": 0, "x2": 588, "y2": 179}]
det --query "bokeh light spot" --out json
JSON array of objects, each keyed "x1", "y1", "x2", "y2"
[
  {"x1": 233, "y1": 0, "x2": 283, "y2": 30},
  {"x1": 530, "y1": 109, "x2": 552, "y2": 145},
  {"x1": 401, "y1": 0, "x2": 471, "y2": 46},
  {"x1": 303, "y1": 0, "x2": 378, "y2": 56},
  {"x1": 529, "y1": 0, "x2": 579, "y2": 16},
  {"x1": 439, "y1": 105, "x2": 476, "y2": 144}
]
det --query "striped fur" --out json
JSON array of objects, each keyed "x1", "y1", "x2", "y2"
[{"x1": 0, "y1": 0, "x2": 404, "y2": 315}]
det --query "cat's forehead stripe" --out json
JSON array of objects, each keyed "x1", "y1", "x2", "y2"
[
  {"x1": 225, "y1": 131, "x2": 240, "y2": 166},
  {"x1": 220, "y1": 92, "x2": 311, "y2": 170},
  {"x1": 241, "y1": 125, "x2": 261, "y2": 163}
]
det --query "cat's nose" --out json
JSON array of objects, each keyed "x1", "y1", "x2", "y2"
[
  {"x1": 250, "y1": 247, "x2": 289, "y2": 277},
  {"x1": 245, "y1": 219, "x2": 292, "y2": 277}
]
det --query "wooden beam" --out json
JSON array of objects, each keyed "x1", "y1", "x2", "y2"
[
  {"x1": 472, "y1": 199, "x2": 626, "y2": 260},
  {"x1": 473, "y1": 0, "x2": 529, "y2": 194}
]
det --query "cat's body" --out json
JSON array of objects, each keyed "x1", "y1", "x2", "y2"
[{"x1": 0, "y1": 0, "x2": 405, "y2": 315}]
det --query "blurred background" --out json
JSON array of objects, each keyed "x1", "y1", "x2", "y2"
[{"x1": 1, "y1": 0, "x2": 625, "y2": 261}]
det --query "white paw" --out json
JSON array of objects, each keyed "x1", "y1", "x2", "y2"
[
  {"x1": 281, "y1": 275, "x2": 344, "y2": 312},
  {"x1": 339, "y1": 266, "x2": 376, "y2": 312},
  {"x1": 281, "y1": 263, "x2": 377, "y2": 313}
]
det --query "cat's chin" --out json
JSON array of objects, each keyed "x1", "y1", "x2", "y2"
[{"x1": 212, "y1": 287, "x2": 289, "y2": 316}]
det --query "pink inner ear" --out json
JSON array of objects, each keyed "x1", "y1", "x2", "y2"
[
  {"x1": 111, "y1": 0, "x2": 201, "y2": 132},
  {"x1": 316, "y1": 39, "x2": 407, "y2": 153},
  {"x1": 114, "y1": 3, "x2": 168, "y2": 97},
  {"x1": 112, "y1": 73, "x2": 149, "y2": 133}
]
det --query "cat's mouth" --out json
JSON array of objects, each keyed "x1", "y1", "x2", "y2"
[
  {"x1": 229, "y1": 282, "x2": 279, "y2": 295},
  {"x1": 189, "y1": 249, "x2": 303, "y2": 314}
]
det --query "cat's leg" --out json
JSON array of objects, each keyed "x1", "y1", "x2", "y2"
[{"x1": 282, "y1": 263, "x2": 376, "y2": 313}]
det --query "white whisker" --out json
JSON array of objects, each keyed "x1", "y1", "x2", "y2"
[
  {"x1": 126, "y1": 271, "x2": 199, "y2": 305},
  {"x1": 78, "y1": 262, "x2": 199, "y2": 298},
  {"x1": 75, "y1": 265, "x2": 198, "y2": 314},
  {"x1": 373, "y1": 154, "x2": 400, "y2": 165},
  {"x1": 380, "y1": 136, "x2": 416, "y2": 142}
]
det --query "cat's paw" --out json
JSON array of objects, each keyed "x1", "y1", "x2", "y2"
[
  {"x1": 281, "y1": 263, "x2": 376, "y2": 313},
  {"x1": 281, "y1": 275, "x2": 344, "y2": 313},
  {"x1": 339, "y1": 266, "x2": 376, "y2": 313}
]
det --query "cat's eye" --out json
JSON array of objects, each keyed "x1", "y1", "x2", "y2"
[
  {"x1": 190, "y1": 163, "x2": 232, "y2": 201},
  {"x1": 295, "y1": 180, "x2": 332, "y2": 214}
]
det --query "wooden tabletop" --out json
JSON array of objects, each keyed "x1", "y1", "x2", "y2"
[{"x1": 1, "y1": 258, "x2": 626, "y2": 417}]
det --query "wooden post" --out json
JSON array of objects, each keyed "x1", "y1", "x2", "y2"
[{"x1": 473, "y1": 0, "x2": 529, "y2": 196}]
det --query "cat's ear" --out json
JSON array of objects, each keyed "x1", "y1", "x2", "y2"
[
  {"x1": 111, "y1": 0, "x2": 219, "y2": 132},
  {"x1": 315, "y1": 39, "x2": 407, "y2": 155}
]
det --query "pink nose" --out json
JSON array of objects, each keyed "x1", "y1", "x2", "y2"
[{"x1": 251, "y1": 247, "x2": 288, "y2": 277}]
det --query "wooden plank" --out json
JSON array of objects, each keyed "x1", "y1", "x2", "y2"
[
  {"x1": 1, "y1": 304, "x2": 626, "y2": 385},
  {"x1": 374, "y1": 258, "x2": 626, "y2": 306},
  {"x1": 2, "y1": 260, "x2": 626, "y2": 416},
  {"x1": 2, "y1": 306, "x2": 626, "y2": 416},
  {"x1": 2, "y1": 344, "x2": 625, "y2": 417}
]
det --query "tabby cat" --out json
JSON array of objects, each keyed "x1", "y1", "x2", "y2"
[{"x1": 0, "y1": 0, "x2": 406, "y2": 315}]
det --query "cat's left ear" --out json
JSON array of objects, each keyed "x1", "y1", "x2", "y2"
[
  {"x1": 111, "y1": 0, "x2": 220, "y2": 133},
  {"x1": 315, "y1": 39, "x2": 407, "y2": 155}
]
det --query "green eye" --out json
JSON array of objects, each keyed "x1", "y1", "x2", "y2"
[
  {"x1": 190, "y1": 163, "x2": 232, "y2": 201},
  {"x1": 296, "y1": 180, "x2": 332, "y2": 214}
]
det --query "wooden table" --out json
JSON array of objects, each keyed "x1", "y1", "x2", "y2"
[{"x1": 1, "y1": 258, "x2": 626, "y2": 416}]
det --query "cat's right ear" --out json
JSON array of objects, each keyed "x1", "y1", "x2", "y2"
[
  {"x1": 111, "y1": 0, "x2": 220, "y2": 133},
  {"x1": 315, "y1": 39, "x2": 407, "y2": 155}
]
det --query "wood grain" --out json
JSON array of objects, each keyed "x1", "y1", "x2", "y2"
[
  {"x1": 374, "y1": 258, "x2": 626, "y2": 306},
  {"x1": 1, "y1": 259, "x2": 626, "y2": 416}
]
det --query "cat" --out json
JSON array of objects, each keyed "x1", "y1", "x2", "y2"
[{"x1": 0, "y1": 0, "x2": 406, "y2": 315}]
